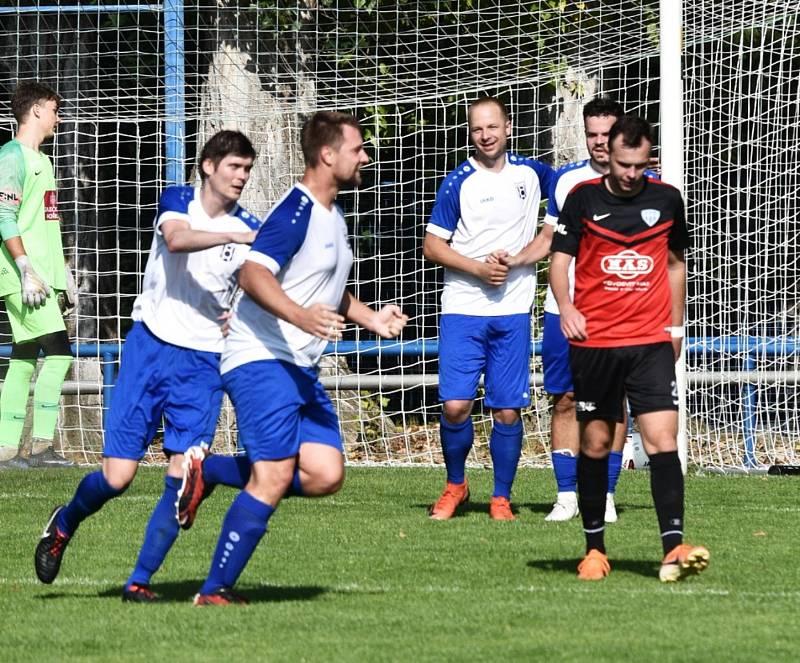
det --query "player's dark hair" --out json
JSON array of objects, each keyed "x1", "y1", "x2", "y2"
[
  {"x1": 608, "y1": 115, "x2": 653, "y2": 151},
  {"x1": 468, "y1": 96, "x2": 509, "y2": 123},
  {"x1": 301, "y1": 111, "x2": 362, "y2": 167},
  {"x1": 198, "y1": 130, "x2": 256, "y2": 181},
  {"x1": 11, "y1": 81, "x2": 61, "y2": 124},
  {"x1": 583, "y1": 97, "x2": 624, "y2": 120}
]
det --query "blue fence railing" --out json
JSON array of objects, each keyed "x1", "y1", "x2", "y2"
[{"x1": 1, "y1": 336, "x2": 794, "y2": 467}]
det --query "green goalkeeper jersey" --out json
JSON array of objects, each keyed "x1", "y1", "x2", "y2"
[{"x1": 0, "y1": 139, "x2": 66, "y2": 297}]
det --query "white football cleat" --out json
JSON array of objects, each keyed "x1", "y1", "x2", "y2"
[{"x1": 545, "y1": 491, "x2": 579, "y2": 521}]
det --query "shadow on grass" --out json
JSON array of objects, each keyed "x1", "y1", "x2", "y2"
[
  {"x1": 413, "y1": 501, "x2": 520, "y2": 519},
  {"x1": 527, "y1": 501, "x2": 653, "y2": 515},
  {"x1": 527, "y1": 558, "x2": 658, "y2": 578},
  {"x1": 88, "y1": 581, "x2": 327, "y2": 604}
]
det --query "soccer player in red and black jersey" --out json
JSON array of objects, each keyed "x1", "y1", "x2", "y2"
[{"x1": 549, "y1": 115, "x2": 709, "y2": 582}]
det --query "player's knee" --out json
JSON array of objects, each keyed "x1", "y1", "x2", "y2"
[
  {"x1": 580, "y1": 421, "x2": 614, "y2": 458},
  {"x1": 442, "y1": 402, "x2": 471, "y2": 424},
  {"x1": 643, "y1": 433, "x2": 678, "y2": 455},
  {"x1": 249, "y1": 460, "x2": 295, "y2": 499},
  {"x1": 491, "y1": 408, "x2": 520, "y2": 426},
  {"x1": 102, "y1": 458, "x2": 138, "y2": 491},
  {"x1": 581, "y1": 435, "x2": 612, "y2": 458},
  {"x1": 102, "y1": 470, "x2": 134, "y2": 492},
  {"x1": 314, "y1": 465, "x2": 345, "y2": 495}
]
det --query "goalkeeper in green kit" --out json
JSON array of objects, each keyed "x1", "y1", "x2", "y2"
[{"x1": 0, "y1": 81, "x2": 75, "y2": 468}]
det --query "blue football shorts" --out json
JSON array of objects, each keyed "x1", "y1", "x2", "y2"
[
  {"x1": 222, "y1": 358, "x2": 344, "y2": 462},
  {"x1": 438, "y1": 312, "x2": 532, "y2": 409},
  {"x1": 541, "y1": 311, "x2": 574, "y2": 395},
  {"x1": 103, "y1": 321, "x2": 224, "y2": 460}
]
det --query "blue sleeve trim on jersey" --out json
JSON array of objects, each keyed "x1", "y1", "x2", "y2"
[
  {"x1": 250, "y1": 187, "x2": 312, "y2": 270},
  {"x1": 154, "y1": 185, "x2": 193, "y2": 232},
  {"x1": 427, "y1": 160, "x2": 474, "y2": 234},
  {"x1": 157, "y1": 185, "x2": 194, "y2": 217},
  {"x1": 514, "y1": 154, "x2": 557, "y2": 206},
  {"x1": 234, "y1": 205, "x2": 262, "y2": 230}
]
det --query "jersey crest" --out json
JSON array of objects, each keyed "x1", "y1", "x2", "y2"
[{"x1": 640, "y1": 208, "x2": 660, "y2": 226}]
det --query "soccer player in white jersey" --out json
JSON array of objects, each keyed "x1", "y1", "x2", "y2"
[
  {"x1": 541, "y1": 98, "x2": 631, "y2": 523},
  {"x1": 34, "y1": 131, "x2": 261, "y2": 601},
  {"x1": 191, "y1": 111, "x2": 407, "y2": 606},
  {"x1": 424, "y1": 97, "x2": 555, "y2": 521}
]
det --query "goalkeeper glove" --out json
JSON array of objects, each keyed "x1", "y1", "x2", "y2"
[{"x1": 14, "y1": 255, "x2": 52, "y2": 308}]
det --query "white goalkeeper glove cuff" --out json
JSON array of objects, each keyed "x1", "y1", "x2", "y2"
[{"x1": 14, "y1": 255, "x2": 52, "y2": 308}]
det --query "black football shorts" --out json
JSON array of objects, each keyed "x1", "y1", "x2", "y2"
[{"x1": 569, "y1": 342, "x2": 678, "y2": 422}]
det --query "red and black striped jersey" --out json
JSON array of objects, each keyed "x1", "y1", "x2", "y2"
[{"x1": 550, "y1": 175, "x2": 689, "y2": 348}]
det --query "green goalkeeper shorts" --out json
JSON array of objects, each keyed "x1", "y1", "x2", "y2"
[{"x1": 3, "y1": 290, "x2": 66, "y2": 344}]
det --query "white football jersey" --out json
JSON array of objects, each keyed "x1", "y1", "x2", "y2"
[
  {"x1": 132, "y1": 185, "x2": 260, "y2": 353},
  {"x1": 542, "y1": 160, "x2": 602, "y2": 314},
  {"x1": 426, "y1": 153, "x2": 555, "y2": 315},
  {"x1": 221, "y1": 183, "x2": 354, "y2": 373}
]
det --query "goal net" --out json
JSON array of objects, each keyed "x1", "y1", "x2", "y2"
[{"x1": 0, "y1": 1, "x2": 797, "y2": 472}]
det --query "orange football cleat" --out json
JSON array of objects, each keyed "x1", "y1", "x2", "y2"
[
  {"x1": 577, "y1": 549, "x2": 611, "y2": 581},
  {"x1": 659, "y1": 543, "x2": 710, "y2": 582},
  {"x1": 428, "y1": 481, "x2": 469, "y2": 520},
  {"x1": 489, "y1": 495, "x2": 515, "y2": 521}
]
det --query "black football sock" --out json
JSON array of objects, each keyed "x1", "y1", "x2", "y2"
[
  {"x1": 578, "y1": 453, "x2": 608, "y2": 554},
  {"x1": 649, "y1": 451, "x2": 685, "y2": 556}
]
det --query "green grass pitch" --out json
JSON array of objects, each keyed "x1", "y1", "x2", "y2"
[{"x1": 1, "y1": 466, "x2": 798, "y2": 662}]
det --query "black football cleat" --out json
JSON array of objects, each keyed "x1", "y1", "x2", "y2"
[
  {"x1": 35, "y1": 505, "x2": 71, "y2": 584},
  {"x1": 122, "y1": 583, "x2": 160, "y2": 603},
  {"x1": 28, "y1": 446, "x2": 75, "y2": 468}
]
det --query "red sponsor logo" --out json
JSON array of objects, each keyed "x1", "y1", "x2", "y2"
[
  {"x1": 600, "y1": 249, "x2": 653, "y2": 280},
  {"x1": 44, "y1": 190, "x2": 59, "y2": 221}
]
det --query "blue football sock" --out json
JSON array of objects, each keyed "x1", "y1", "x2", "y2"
[
  {"x1": 57, "y1": 471, "x2": 125, "y2": 536},
  {"x1": 202, "y1": 454, "x2": 250, "y2": 489},
  {"x1": 552, "y1": 449, "x2": 578, "y2": 493},
  {"x1": 440, "y1": 415, "x2": 473, "y2": 485},
  {"x1": 607, "y1": 450, "x2": 623, "y2": 495},
  {"x1": 199, "y1": 491, "x2": 274, "y2": 595},
  {"x1": 489, "y1": 419, "x2": 523, "y2": 499},
  {"x1": 126, "y1": 476, "x2": 181, "y2": 588}
]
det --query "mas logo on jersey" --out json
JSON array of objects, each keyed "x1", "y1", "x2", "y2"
[
  {"x1": 601, "y1": 249, "x2": 654, "y2": 280},
  {"x1": 515, "y1": 181, "x2": 527, "y2": 200},
  {"x1": 640, "y1": 208, "x2": 661, "y2": 226}
]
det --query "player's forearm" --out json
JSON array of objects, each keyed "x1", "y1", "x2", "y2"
[
  {"x1": 549, "y1": 252, "x2": 574, "y2": 310},
  {"x1": 667, "y1": 251, "x2": 686, "y2": 327},
  {"x1": 164, "y1": 227, "x2": 246, "y2": 253},
  {"x1": 512, "y1": 227, "x2": 553, "y2": 266},
  {"x1": 422, "y1": 233, "x2": 484, "y2": 278},
  {"x1": 3, "y1": 235, "x2": 25, "y2": 260},
  {"x1": 339, "y1": 291, "x2": 376, "y2": 329},
  {"x1": 238, "y1": 261, "x2": 306, "y2": 326}
]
